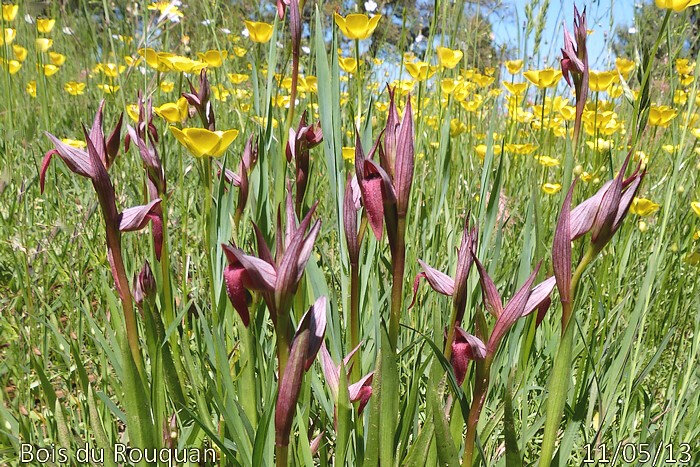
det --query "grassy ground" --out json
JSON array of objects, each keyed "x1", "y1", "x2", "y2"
[{"x1": 0, "y1": 0, "x2": 698, "y2": 465}]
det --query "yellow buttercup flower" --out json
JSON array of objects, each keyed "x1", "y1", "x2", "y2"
[
  {"x1": 503, "y1": 81, "x2": 528, "y2": 96},
  {"x1": 405, "y1": 61, "x2": 438, "y2": 82},
  {"x1": 137, "y1": 48, "x2": 165, "y2": 70},
  {"x1": 26, "y1": 80, "x2": 36, "y2": 97},
  {"x1": 607, "y1": 84, "x2": 623, "y2": 99},
  {"x1": 5, "y1": 59, "x2": 21, "y2": 74},
  {"x1": 233, "y1": 46, "x2": 247, "y2": 58},
  {"x1": 673, "y1": 89, "x2": 687, "y2": 106},
  {"x1": 691, "y1": 201, "x2": 700, "y2": 217},
  {"x1": 505, "y1": 59, "x2": 523, "y2": 74},
  {"x1": 97, "y1": 84, "x2": 120, "y2": 94},
  {"x1": 160, "y1": 80, "x2": 174, "y2": 93},
  {"x1": 505, "y1": 143, "x2": 538, "y2": 155},
  {"x1": 630, "y1": 198, "x2": 660, "y2": 216},
  {"x1": 615, "y1": 58, "x2": 635, "y2": 79},
  {"x1": 49, "y1": 52, "x2": 66, "y2": 66},
  {"x1": 342, "y1": 147, "x2": 355, "y2": 162},
  {"x1": 675, "y1": 58, "x2": 695, "y2": 76},
  {"x1": 170, "y1": 127, "x2": 239, "y2": 158},
  {"x1": 436, "y1": 46, "x2": 463, "y2": 69},
  {"x1": 472, "y1": 73, "x2": 495, "y2": 88},
  {"x1": 450, "y1": 119, "x2": 467, "y2": 137},
  {"x1": 126, "y1": 104, "x2": 140, "y2": 122},
  {"x1": 691, "y1": 128, "x2": 700, "y2": 139},
  {"x1": 155, "y1": 97, "x2": 189, "y2": 123},
  {"x1": 586, "y1": 138, "x2": 614, "y2": 151},
  {"x1": 3, "y1": 4, "x2": 18, "y2": 21},
  {"x1": 35, "y1": 38, "x2": 53, "y2": 52},
  {"x1": 124, "y1": 55, "x2": 142, "y2": 67},
  {"x1": 333, "y1": 13, "x2": 381, "y2": 40},
  {"x1": 198, "y1": 49, "x2": 227, "y2": 67},
  {"x1": 523, "y1": 68, "x2": 561, "y2": 88},
  {"x1": 680, "y1": 74, "x2": 695, "y2": 87},
  {"x1": 474, "y1": 144, "x2": 502, "y2": 161},
  {"x1": 37, "y1": 18, "x2": 56, "y2": 33},
  {"x1": 338, "y1": 57, "x2": 357, "y2": 74},
  {"x1": 1, "y1": 28, "x2": 16, "y2": 46},
  {"x1": 655, "y1": 0, "x2": 700, "y2": 11},
  {"x1": 648, "y1": 105, "x2": 677, "y2": 127},
  {"x1": 589, "y1": 70, "x2": 618, "y2": 92},
  {"x1": 43, "y1": 64, "x2": 59, "y2": 76},
  {"x1": 64, "y1": 81, "x2": 86, "y2": 96},
  {"x1": 158, "y1": 55, "x2": 207, "y2": 74},
  {"x1": 228, "y1": 73, "x2": 249, "y2": 84},
  {"x1": 541, "y1": 182, "x2": 562, "y2": 195},
  {"x1": 95, "y1": 63, "x2": 126, "y2": 78},
  {"x1": 535, "y1": 155, "x2": 560, "y2": 167},
  {"x1": 12, "y1": 44, "x2": 26, "y2": 62},
  {"x1": 244, "y1": 20, "x2": 273, "y2": 43},
  {"x1": 148, "y1": 1, "x2": 184, "y2": 18}
]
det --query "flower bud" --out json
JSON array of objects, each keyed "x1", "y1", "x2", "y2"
[{"x1": 134, "y1": 261, "x2": 156, "y2": 306}]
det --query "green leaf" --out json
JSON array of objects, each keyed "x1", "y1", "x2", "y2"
[
  {"x1": 429, "y1": 386, "x2": 459, "y2": 467},
  {"x1": 379, "y1": 326, "x2": 399, "y2": 466},
  {"x1": 88, "y1": 386, "x2": 117, "y2": 467},
  {"x1": 335, "y1": 360, "x2": 352, "y2": 466},
  {"x1": 503, "y1": 376, "x2": 522, "y2": 467}
]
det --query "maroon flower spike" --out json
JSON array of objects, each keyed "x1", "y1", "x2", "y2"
[
  {"x1": 319, "y1": 342, "x2": 374, "y2": 414},
  {"x1": 409, "y1": 218, "x2": 477, "y2": 325},
  {"x1": 276, "y1": 0, "x2": 290, "y2": 19},
  {"x1": 287, "y1": 111, "x2": 323, "y2": 214},
  {"x1": 133, "y1": 261, "x2": 156, "y2": 307},
  {"x1": 221, "y1": 193, "x2": 321, "y2": 325},
  {"x1": 124, "y1": 96, "x2": 165, "y2": 260},
  {"x1": 560, "y1": 5, "x2": 589, "y2": 141},
  {"x1": 124, "y1": 92, "x2": 158, "y2": 149},
  {"x1": 453, "y1": 222, "x2": 478, "y2": 323},
  {"x1": 275, "y1": 296, "x2": 327, "y2": 448},
  {"x1": 483, "y1": 261, "x2": 541, "y2": 355},
  {"x1": 568, "y1": 151, "x2": 644, "y2": 247},
  {"x1": 310, "y1": 432, "x2": 324, "y2": 456},
  {"x1": 553, "y1": 180, "x2": 576, "y2": 305},
  {"x1": 472, "y1": 254, "x2": 555, "y2": 355},
  {"x1": 183, "y1": 69, "x2": 215, "y2": 130},
  {"x1": 42, "y1": 103, "x2": 162, "y2": 307},
  {"x1": 523, "y1": 276, "x2": 556, "y2": 327},
  {"x1": 450, "y1": 327, "x2": 486, "y2": 385},
  {"x1": 354, "y1": 87, "x2": 414, "y2": 243}
]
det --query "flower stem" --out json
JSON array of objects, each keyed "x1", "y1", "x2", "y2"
[
  {"x1": 539, "y1": 244, "x2": 598, "y2": 466},
  {"x1": 201, "y1": 157, "x2": 218, "y2": 321},
  {"x1": 275, "y1": 442, "x2": 289, "y2": 467},
  {"x1": 157, "y1": 197, "x2": 187, "y2": 398},
  {"x1": 461, "y1": 356, "x2": 491, "y2": 467},
  {"x1": 355, "y1": 38, "x2": 362, "y2": 128},
  {"x1": 388, "y1": 217, "x2": 407, "y2": 348},
  {"x1": 106, "y1": 228, "x2": 145, "y2": 377},
  {"x1": 349, "y1": 262, "x2": 361, "y2": 382}
]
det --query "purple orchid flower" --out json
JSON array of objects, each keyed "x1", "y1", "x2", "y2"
[
  {"x1": 183, "y1": 69, "x2": 215, "y2": 130},
  {"x1": 275, "y1": 296, "x2": 327, "y2": 449},
  {"x1": 41, "y1": 101, "x2": 160, "y2": 370},
  {"x1": 221, "y1": 188, "x2": 321, "y2": 326},
  {"x1": 410, "y1": 218, "x2": 478, "y2": 325},
  {"x1": 560, "y1": 5, "x2": 589, "y2": 142},
  {"x1": 287, "y1": 111, "x2": 323, "y2": 215},
  {"x1": 319, "y1": 342, "x2": 374, "y2": 414}
]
